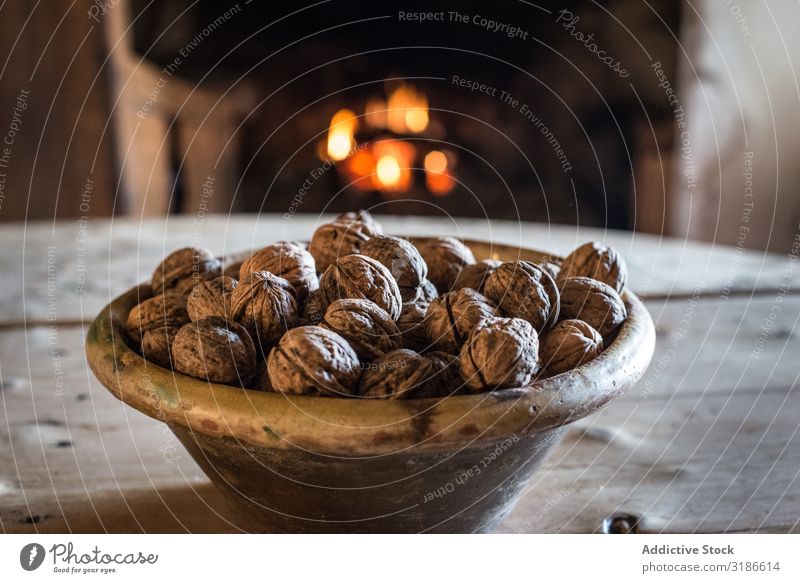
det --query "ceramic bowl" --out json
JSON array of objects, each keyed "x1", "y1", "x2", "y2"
[{"x1": 86, "y1": 239, "x2": 655, "y2": 533}]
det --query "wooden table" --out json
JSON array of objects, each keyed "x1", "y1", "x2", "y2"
[{"x1": 1, "y1": 215, "x2": 798, "y2": 533}]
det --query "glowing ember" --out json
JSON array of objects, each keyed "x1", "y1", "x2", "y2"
[
  {"x1": 327, "y1": 109, "x2": 358, "y2": 161},
  {"x1": 424, "y1": 150, "x2": 455, "y2": 195},
  {"x1": 387, "y1": 84, "x2": 429, "y2": 134},
  {"x1": 424, "y1": 150, "x2": 448, "y2": 173},
  {"x1": 376, "y1": 155, "x2": 402, "y2": 186}
]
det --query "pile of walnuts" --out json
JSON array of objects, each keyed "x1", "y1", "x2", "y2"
[{"x1": 127, "y1": 211, "x2": 629, "y2": 399}]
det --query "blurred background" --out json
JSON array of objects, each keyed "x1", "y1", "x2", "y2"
[{"x1": 0, "y1": 0, "x2": 798, "y2": 253}]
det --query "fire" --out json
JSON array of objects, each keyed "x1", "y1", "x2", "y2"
[
  {"x1": 387, "y1": 84, "x2": 429, "y2": 134},
  {"x1": 424, "y1": 150, "x2": 455, "y2": 195},
  {"x1": 327, "y1": 109, "x2": 358, "y2": 161},
  {"x1": 376, "y1": 155, "x2": 401, "y2": 186}
]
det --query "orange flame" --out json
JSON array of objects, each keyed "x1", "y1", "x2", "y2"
[
  {"x1": 387, "y1": 84, "x2": 429, "y2": 134},
  {"x1": 327, "y1": 109, "x2": 358, "y2": 161}
]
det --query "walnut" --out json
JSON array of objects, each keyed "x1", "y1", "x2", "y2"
[
  {"x1": 127, "y1": 292, "x2": 189, "y2": 341},
  {"x1": 321, "y1": 299, "x2": 402, "y2": 361},
  {"x1": 484, "y1": 260, "x2": 559, "y2": 332},
  {"x1": 538, "y1": 257, "x2": 561, "y2": 282},
  {"x1": 336, "y1": 209, "x2": 383, "y2": 233},
  {"x1": 171, "y1": 317, "x2": 258, "y2": 386},
  {"x1": 361, "y1": 235, "x2": 428, "y2": 288},
  {"x1": 397, "y1": 302, "x2": 429, "y2": 352},
  {"x1": 539, "y1": 319, "x2": 603, "y2": 377},
  {"x1": 151, "y1": 247, "x2": 222, "y2": 295},
  {"x1": 413, "y1": 351, "x2": 463, "y2": 398},
  {"x1": 267, "y1": 326, "x2": 361, "y2": 396},
  {"x1": 186, "y1": 276, "x2": 237, "y2": 322},
  {"x1": 416, "y1": 237, "x2": 476, "y2": 293},
  {"x1": 239, "y1": 242, "x2": 318, "y2": 302},
  {"x1": 309, "y1": 220, "x2": 381, "y2": 272},
  {"x1": 140, "y1": 325, "x2": 179, "y2": 368},
  {"x1": 424, "y1": 288, "x2": 497, "y2": 354},
  {"x1": 453, "y1": 258, "x2": 502, "y2": 293},
  {"x1": 222, "y1": 259, "x2": 243, "y2": 280},
  {"x1": 558, "y1": 276, "x2": 627, "y2": 337},
  {"x1": 557, "y1": 241, "x2": 627, "y2": 293},
  {"x1": 319, "y1": 254, "x2": 402, "y2": 320},
  {"x1": 301, "y1": 288, "x2": 325, "y2": 326},
  {"x1": 229, "y1": 271, "x2": 299, "y2": 348},
  {"x1": 459, "y1": 317, "x2": 540, "y2": 393},
  {"x1": 400, "y1": 279, "x2": 438, "y2": 304},
  {"x1": 359, "y1": 349, "x2": 432, "y2": 399}
]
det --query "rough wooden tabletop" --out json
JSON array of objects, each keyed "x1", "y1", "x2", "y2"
[{"x1": 1, "y1": 215, "x2": 798, "y2": 533}]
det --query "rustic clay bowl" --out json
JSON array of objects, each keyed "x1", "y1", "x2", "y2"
[{"x1": 86, "y1": 239, "x2": 655, "y2": 533}]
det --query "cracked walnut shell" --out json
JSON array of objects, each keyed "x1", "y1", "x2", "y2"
[
  {"x1": 416, "y1": 237, "x2": 476, "y2": 293},
  {"x1": 459, "y1": 317, "x2": 539, "y2": 393},
  {"x1": 171, "y1": 316, "x2": 258, "y2": 386},
  {"x1": 229, "y1": 271, "x2": 299, "y2": 348},
  {"x1": 321, "y1": 298, "x2": 402, "y2": 361},
  {"x1": 539, "y1": 319, "x2": 603, "y2": 378},
  {"x1": 267, "y1": 326, "x2": 361, "y2": 396},
  {"x1": 424, "y1": 288, "x2": 497, "y2": 354},
  {"x1": 239, "y1": 242, "x2": 317, "y2": 302},
  {"x1": 186, "y1": 276, "x2": 238, "y2": 322},
  {"x1": 484, "y1": 260, "x2": 559, "y2": 332},
  {"x1": 151, "y1": 247, "x2": 222, "y2": 296},
  {"x1": 557, "y1": 241, "x2": 627, "y2": 293},
  {"x1": 558, "y1": 276, "x2": 626, "y2": 337},
  {"x1": 319, "y1": 254, "x2": 402, "y2": 320}
]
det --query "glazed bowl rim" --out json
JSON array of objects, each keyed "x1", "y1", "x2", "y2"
[{"x1": 85, "y1": 238, "x2": 655, "y2": 456}]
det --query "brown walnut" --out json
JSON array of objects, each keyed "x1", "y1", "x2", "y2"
[
  {"x1": 484, "y1": 260, "x2": 559, "y2": 332},
  {"x1": 301, "y1": 288, "x2": 325, "y2": 326},
  {"x1": 321, "y1": 299, "x2": 402, "y2": 361},
  {"x1": 413, "y1": 351, "x2": 463, "y2": 398},
  {"x1": 127, "y1": 292, "x2": 189, "y2": 341},
  {"x1": 141, "y1": 325, "x2": 179, "y2": 368},
  {"x1": 239, "y1": 242, "x2": 317, "y2": 302},
  {"x1": 416, "y1": 237, "x2": 476, "y2": 293},
  {"x1": 229, "y1": 271, "x2": 299, "y2": 348},
  {"x1": 453, "y1": 258, "x2": 502, "y2": 293},
  {"x1": 359, "y1": 349, "x2": 433, "y2": 399},
  {"x1": 171, "y1": 317, "x2": 258, "y2": 386},
  {"x1": 424, "y1": 288, "x2": 497, "y2": 354},
  {"x1": 539, "y1": 319, "x2": 603, "y2": 378},
  {"x1": 309, "y1": 220, "x2": 381, "y2": 272},
  {"x1": 558, "y1": 276, "x2": 627, "y2": 337},
  {"x1": 151, "y1": 247, "x2": 222, "y2": 296},
  {"x1": 400, "y1": 279, "x2": 438, "y2": 304},
  {"x1": 186, "y1": 276, "x2": 238, "y2": 322},
  {"x1": 557, "y1": 241, "x2": 627, "y2": 293},
  {"x1": 397, "y1": 302, "x2": 429, "y2": 352},
  {"x1": 459, "y1": 317, "x2": 540, "y2": 393},
  {"x1": 319, "y1": 254, "x2": 402, "y2": 320},
  {"x1": 361, "y1": 235, "x2": 428, "y2": 289},
  {"x1": 267, "y1": 326, "x2": 361, "y2": 396},
  {"x1": 336, "y1": 209, "x2": 383, "y2": 233},
  {"x1": 538, "y1": 257, "x2": 562, "y2": 282}
]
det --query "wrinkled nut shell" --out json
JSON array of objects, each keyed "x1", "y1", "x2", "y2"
[
  {"x1": 559, "y1": 276, "x2": 627, "y2": 337},
  {"x1": 453, "y1": 259, "x2": 502, "y2": 293},
  {"x1": 229, "y1": 271, "x2": 299, "y2": 348},
  {"x1": 267, "y1": 326, "x2": 361, "y2": 396},
  {"x1": 301, "y1": 288, "x2": 326, "y2": 326},
  {"x1": 361, "y1": 235, "x2": 428, "y2": 288},
  {"x1": 171, "y1": 316, "x2": 258, "y2": 386},
  {"x1": 413, "y1": 351, "x2": 463, "y2": 399},
  {"x1": 151, "y1": 247, "x2": 222, "y2": 296},
  {"x1": 484, "y1": 260, "x2": 559, "y2": 332},
  {"x1": 187, "y1": 276, "x2": 238, "y2": 322},
  {"x1": 360, "y1": 349, "x2": 433, "y2": 399},
  {"x1": 320, "y1": 254, "x2": 402, "y2": 320},
  {"x1": 416, "y1": 237, "x2": 476, "y2": 293},
  {"x1": 321, "y1": 298, "x2": 402, "y2": 362},
  {"x1": 539, "y1": 319, "x2": 603, "y2": 378},
  {"x1": 239, "y1": 242, "x2": 318, "y2": 302},
  {"x1": 141, "y1": 325, "x2": 179, "y2": 368},
  {"x1": 400, "y1": 279, "x2": 438, "y2": 304},
  {"x1": 127, "y1": 292, "x2": 189, "y2": 341},
  {"x1": 424, "y1": 288, "x2": 497, "y2": 354},
  {"x1": 336, "y1": 210, "x2": 383, "y2": 233},
  {"x1": 397, "y1": 302, "x2": 429, "y2": 352},
  {"x1": 309, "y1": 221, "x2": 380, "y2": 272},
  {"x1": 460, "y1": 317, "x2": 540, "y2": 393},
  {"x1": 557, "y1": 241, "x2": 627, "y2": 293}
]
